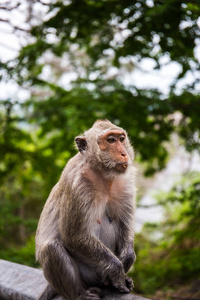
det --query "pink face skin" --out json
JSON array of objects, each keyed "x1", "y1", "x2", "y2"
[{"x1": 98, "y1": 130, "x2": 129, "y2": 171}]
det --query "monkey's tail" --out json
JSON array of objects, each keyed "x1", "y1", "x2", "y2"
[{"x1": 36, "y1": 284, "x2": 58, "y2": 300}]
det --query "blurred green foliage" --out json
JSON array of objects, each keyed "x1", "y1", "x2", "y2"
[
  {"x1": 0, "y1": 0, "x2": 200, "y2": 296},
  {"x1": 132, "y1": 172, "x2": 200, "y2": 294}
]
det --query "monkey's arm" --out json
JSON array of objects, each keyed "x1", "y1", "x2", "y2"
[
  {"x1": 116, "y1": 229, "x2": 136, "y2": 292},
  {"x1": 117, "y1": 217, "x2": 136, "y2": 273}
]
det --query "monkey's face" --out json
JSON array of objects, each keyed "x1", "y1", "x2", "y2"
[
  {"x1": 75, "y1": 121, "x2": 134, "y2": 174},
  {"x1": 97, "y1": 130, "x2": 130, "y2": 173}
]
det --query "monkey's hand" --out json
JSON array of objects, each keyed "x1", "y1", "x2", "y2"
[
  {"x1": 112, "y1": 280, "x2": 131, "y2": 294},
  {"x1": 102, "y1": 261, "x2": 130, "y2": 294},
  {"x1": 119, "y1": 244, "x2": 136, "y2": 273},
  {"x1": 125, "y1": 276, "x2": 134, "y2": 291}
]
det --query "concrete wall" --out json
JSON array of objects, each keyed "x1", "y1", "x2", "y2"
[{"x1": 0, "y1": 259, "x2": 150, "y2": 300}]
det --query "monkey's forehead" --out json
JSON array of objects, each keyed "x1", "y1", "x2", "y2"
[
  {"x1": 85, "y1": 127, "x2": 126, "y2": 137},
  {"x1": 99, "y1": 129, "x2": 126, "y2": 136}
]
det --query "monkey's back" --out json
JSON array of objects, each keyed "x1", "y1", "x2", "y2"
[
  {"x1": 35, "y1": 182, "x2": 61, "y2": 262},
  {"x1": 35, "y1": 154, "x2": 85, "y2": 263}
]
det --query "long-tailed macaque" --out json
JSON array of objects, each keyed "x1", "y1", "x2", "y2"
[{"x1": 36, "y1": 120, "x2": 137, "y2": 300}]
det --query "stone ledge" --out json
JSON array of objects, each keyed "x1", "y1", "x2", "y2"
[{"x1": 0, "y1": 259, "x2": 150, "y2": 300}]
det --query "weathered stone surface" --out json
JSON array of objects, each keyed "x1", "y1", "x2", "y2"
[
  {"x1": 0, "y1": 259, "x2": 150, "y2": 300},
  {"x1": 101, "y1": 291, "x2": 150, "y2": 300},
  {"x1": 0, "y1": 259, "x2": 47, "y2": 300}
]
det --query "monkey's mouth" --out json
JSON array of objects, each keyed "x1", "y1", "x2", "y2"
[{"x1": 116, "y1": 162, "x2": 128, "y2": 170}]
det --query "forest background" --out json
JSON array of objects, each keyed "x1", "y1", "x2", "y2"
[{"x1": 0, "y1": 1, "x2": 200, "y2": 299}]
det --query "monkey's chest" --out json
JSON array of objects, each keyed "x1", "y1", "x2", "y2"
[{"x1": 93, "y1": 212, "x2": 118, "y2": 253}]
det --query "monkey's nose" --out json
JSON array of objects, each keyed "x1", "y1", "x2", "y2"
[{"x1": 121, "y1": 153, "x2": 127, "y2": 157}]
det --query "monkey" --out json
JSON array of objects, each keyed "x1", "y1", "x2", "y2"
[{"x1": 35, "y1": 120, "x2": 137, "y2": 300}]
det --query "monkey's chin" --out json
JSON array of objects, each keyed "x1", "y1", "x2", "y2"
[{"x1": 115, "y1": 163, "x2": 128, "y2": 173}]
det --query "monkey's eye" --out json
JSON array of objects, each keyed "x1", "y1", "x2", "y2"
[
  {"x1": 119, "y1": 136, "x2": 125, "y2": 143},
  {"x1": 107, "y1": 137, "x2": 116, "y2": 144}
]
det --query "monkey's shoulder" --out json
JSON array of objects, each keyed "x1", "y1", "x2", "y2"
[
  {"x1": 61, "y1": 159, "x2": 102, "y2": 189},
  {"x1": 59, "y1": 154, "x2": 87, "y2": 185}
]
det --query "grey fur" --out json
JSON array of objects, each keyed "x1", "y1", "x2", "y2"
[{"x1": 36, "y1": 120, "x2": 137, "y2": 300}]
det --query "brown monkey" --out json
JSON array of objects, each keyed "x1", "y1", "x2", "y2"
[{"x1": 36, "y1": 120, "x2": 137, "y2": 300}]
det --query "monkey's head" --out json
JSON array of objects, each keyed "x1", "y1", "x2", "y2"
[{"x1": 75, "y1": 120, "x2": 134, "y2": 174}]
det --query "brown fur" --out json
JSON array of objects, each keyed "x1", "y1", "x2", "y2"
[{"x1": 35, "y1": 120, "x2": 137, "y2": 300}]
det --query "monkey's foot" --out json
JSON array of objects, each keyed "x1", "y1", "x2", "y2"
[
  {"x1": 78, "y1": 287, "x2": 101, "y2": 300},
  {"x1": 125, "y1": 276, "x2": 134, "y2": 291}
]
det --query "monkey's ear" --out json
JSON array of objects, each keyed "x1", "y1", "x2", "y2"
[{"x1": 75, "y1": 137, "x2": 87, "y2": 153}]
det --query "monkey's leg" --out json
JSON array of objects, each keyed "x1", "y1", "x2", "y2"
[
  {"x1": 41, "y1": 240, "x2": 83, "y2": 299},
  {"x1": 40, "y1": 240, "x2": 101, "y2": 300}
]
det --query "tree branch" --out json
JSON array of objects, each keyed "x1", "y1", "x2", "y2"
[
  {"x1": 0, "y1": 2, "x2": 20, "y2": 11},
  {"x1": 0, "y1": 18, "x2": 30, "y2": 32},
  {"x1": 37, "y1": 0, "x2": 50, "y2": 6}
]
